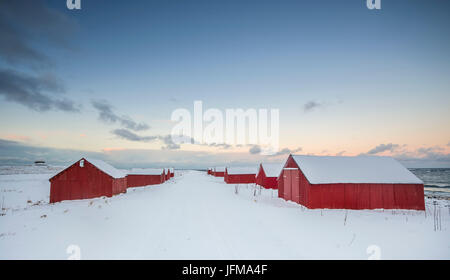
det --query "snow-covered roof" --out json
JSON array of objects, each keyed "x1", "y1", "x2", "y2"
[
  {"x1": 127, "y1": 168, "x2": 164, "y2": 175},
  {"x1": 260, "y1": 163, "x2": 284, "y2": 177},
  {"x1": 214, "y1": 167, "x2": 226, "y2": 172},
  {"x1": 84, "y1": 158, "x2": 127, "y2": 179},
  {"x1": 226, "y1": 166, "x2": 257, "y2": 175},
  {"x1": 291, "y1": 155, "x2": 423, "y2": 184}
]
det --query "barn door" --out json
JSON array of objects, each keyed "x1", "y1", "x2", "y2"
[
  {"x1": 283, "y1": 168, "x2": 300, "y2": 203},
  {"x1": 283, "y1": 169, "x2": 291, "y2": 201}
]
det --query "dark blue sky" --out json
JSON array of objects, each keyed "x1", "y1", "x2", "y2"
[{"x1": 49, "y1": 0, "x2": 450, "y2": 105}]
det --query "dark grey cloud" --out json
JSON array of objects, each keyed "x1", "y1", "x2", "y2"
[
  {"x1": 249, "y1": 145, "x2": 262, "y2": 154},
  {"x1": 0, "y1": 0, "x2": 79, "y2": 112},
  {"x1": 415, "y1": 147, "x2": 447, "y2": 161},
  {"x1": 0, "y1": 18, "x2": 51, "y2": 68},
  {"x1": 111, "y1": 128, "x2": 229, "y2": 151},
  {"x1": 159, "y1": 135, "x2": 181, "y2": 150},
  {"x1": 92, "y1": 100, "x2": 150, "y2": 131},
  {"x1": 111, "y1": 129, "x2": 180, "y2": 150},
  {"x1": 0, "y1": 69, "x2": 80, "y2": 112},
  {"x1": 269, "y1": 147, "x2": 303, "y2": 157},
  {"x1": 169, "y1": 137, "x2": 231, "y2": 150},
  {"x1": 207, "y1": 143, "x2": 232, "y2": 149},
  {"x1": 248, "y1": 145, "x2": 302, "y2": 156},
  {"x1": 394, "y1": 147, "x2": 450, "y2": 168},
  {"x1": 367, "y1": 143, "x2": 400, "y2": 155},
  {"x1": 0, "y1": 138, "x2": 104, "y2": 166},
  {"x1": 303, "y1": 101, "x2": 323, "y2": 112},
  {"x1": 111, "y1": 129, "x2": 157, "y2": 142},
  {"x1": 1, "y1": 138, "x2": 448, "y2": 169},
  {"x1": 0, "y1": 0, "x2": 77, "y2": 68}
]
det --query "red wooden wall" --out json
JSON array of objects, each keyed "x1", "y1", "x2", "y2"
[
  {"x1": 126, "y1": 174, "x2": 163, "y2": 188},
  {"x1": 225, "y1": 173, "x2": 256, "y2": 184}
]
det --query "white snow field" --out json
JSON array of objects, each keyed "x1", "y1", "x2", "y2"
[{"x1": 0, "y1": 169, "x2": 449, "y2": 260}]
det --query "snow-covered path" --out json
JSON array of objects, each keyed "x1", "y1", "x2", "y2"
[{"x1": 0, "y1": 170, "x2": 449, "y2": 259}]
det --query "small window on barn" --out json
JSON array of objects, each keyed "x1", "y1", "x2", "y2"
[{"x1": 80, "y1": 160, "x2": 85, "y2": 168}]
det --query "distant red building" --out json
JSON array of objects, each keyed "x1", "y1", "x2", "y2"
[
  {"x1": 256, "y1": 163, "x2": 283, "y2": 189},
  {"x1": 126, "y1": 168, "x2": 165, "y2": 188},
  {"x1": 213, "y1": 167, "x2": 225, "y2": 177},
  {"x1": 49, "y1": 158, "x2": 127, "y2": 203},
  {"x1": 224, "y1": 167, "x2": 257, "y2": 184},
  {"x1": 165, "y1": 168, "x2": 171, "y2": 180},
  {"x1": 161, "y1": 169, "x2": 166, "y2": 182},
  {"x1": 278, "y1": 155, "x2": 425, "y2": 210}
]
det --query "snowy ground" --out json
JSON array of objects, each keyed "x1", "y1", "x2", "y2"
[{"x1": 0, "y1": 169, "x2": 449, "y2": 260}]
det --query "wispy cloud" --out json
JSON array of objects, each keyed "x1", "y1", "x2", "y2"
[
  {"x1": 359, "y1": 143, "x2": 450, "y2": 167},
  {"x1": 92, "y1": 100, "x2": 150, "y2": 131},
  {"x1": 111, "y1": 129, "x2": 180, "y2": 150},
  {"x1": 248, "y1": 145, "x2": 302, "y2": 156},
  {"x1": 303, "y1": 98, "x2": 343, "y2": 113},
  {"x1": 249, "y1": 145, "x2": 262, "y2": 154},
  {"x1": 0, "y1": 69, "x2": 80, "y2": 112},
  {"x1": 1, "y1": 138, "x2": 449, "y2": 169},
  {"x1": 366, "y1": 143, "x2": 400, "y2": 155},
  {"x1": 159, "y1": 135, "x2": 181, "y2": 150},
  {"x1": 393, "y1": 146, "x2": 450, "y2": 167},
  {"x1": 111, "y1": 129, "x2": 157, "y2": 142},
  {"x1": 269, "y1": 147, "x2": 303, "y2": 156},
  {"x1": 303, "y1": 101, "x2": 323, "y2": 112},
  {"x1": 201, "y1": 142, "x2": 232, "y2": 150}
]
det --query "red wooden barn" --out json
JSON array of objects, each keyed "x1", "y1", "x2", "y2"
[
  {"x1": 49, "y1": 158, "x2": 127, "y2": 203},
  {"x1": 126, "y1": 168, "x2": 165, "y2": 188},
  {"x1": 256, "y1": 163, "x2": 283, "y2": 189},
  {"x1": 207, "y1": 168, "x2": 211, "y2": 175},
  {"x1": 161, "y1": 169, "x2": 167, "y2": 182},
  {"x1": 278, "y1": 155, "x2": 425, "y2": 210},
  {"x1": 165, "y1": 168, "x2": 171, "y2": 180},
  {"x1": 170, "y1": 168, "x2": 174, "y2": 178},
  {"x1": 224, "y1": 167, "x2": 257, "y2": 184},
  {"x1": 213, "y1": 167, "x2": 226, "y2": 177}
]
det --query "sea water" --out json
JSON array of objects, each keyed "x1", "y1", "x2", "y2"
[{"x1": 409, "y1": 168, "x2": 450, "y2": 198}]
